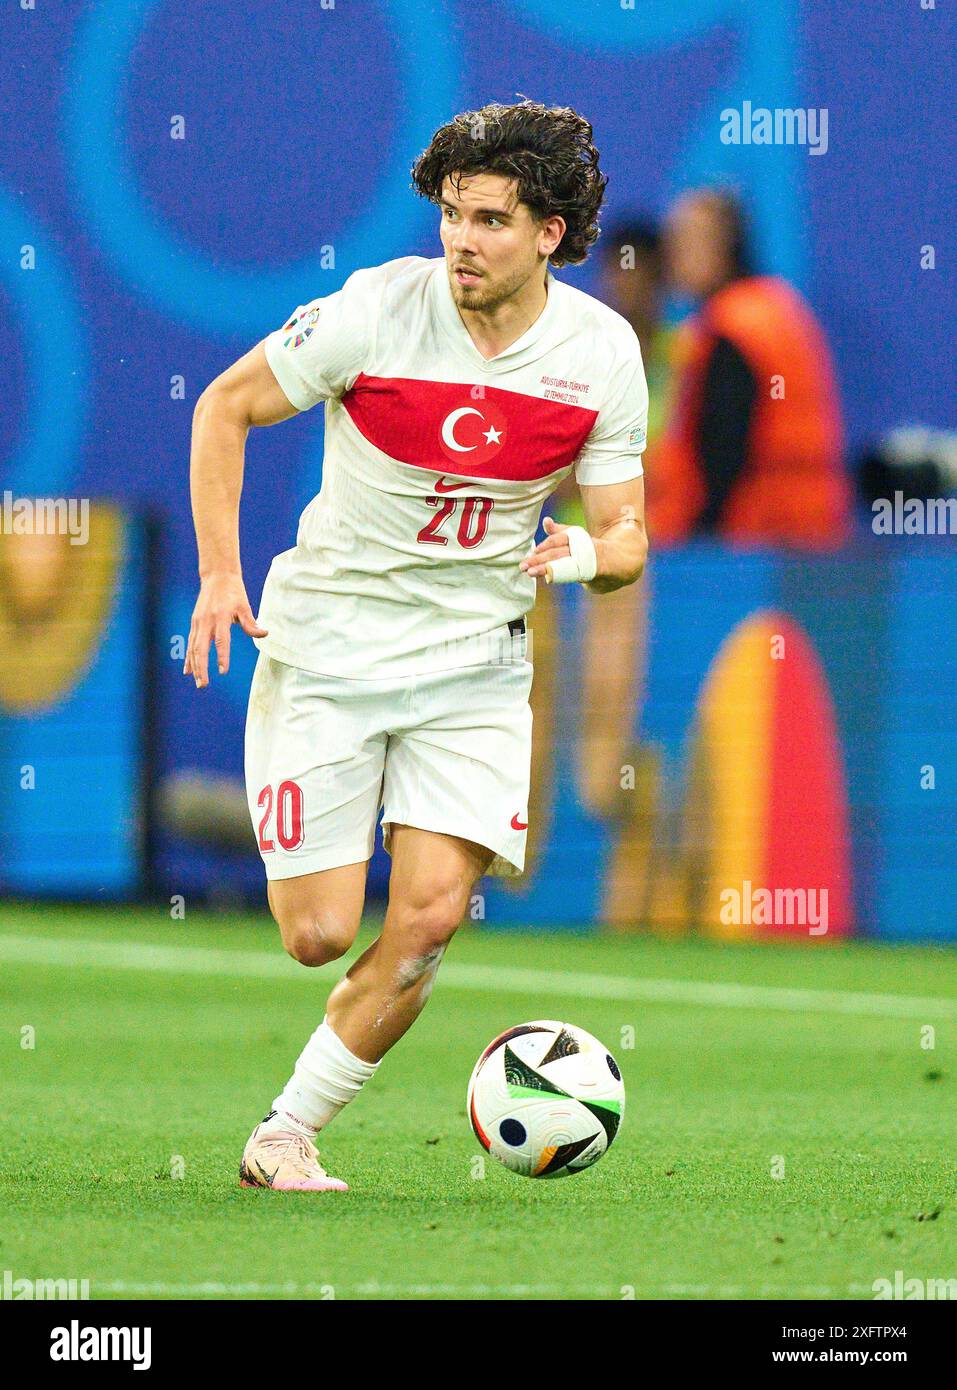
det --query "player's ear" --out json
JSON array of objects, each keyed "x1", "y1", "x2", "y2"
[{"x1": 540, "y1": 215, "x2": 566, "y2": 259}]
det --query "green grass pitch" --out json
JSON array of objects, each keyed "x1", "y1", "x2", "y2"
[{"x1": 2, "y1": 902, "x2": 956, "y2": 1301}]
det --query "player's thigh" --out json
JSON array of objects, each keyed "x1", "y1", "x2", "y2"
[{"x1": 244, "y1": 652, "x2": 387, "y2": 955}]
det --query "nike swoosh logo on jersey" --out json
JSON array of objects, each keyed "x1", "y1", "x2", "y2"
[
  {"x1": 433, "y1": 476, "x2": 472, "y2": 492},
  {"x1": 510, "y1": 813, "x2": 528, "y2": 831}
]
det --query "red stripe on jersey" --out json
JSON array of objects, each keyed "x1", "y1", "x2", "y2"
[{"x1": 341, "y1": 374, "x2": 598, "y2": 481}]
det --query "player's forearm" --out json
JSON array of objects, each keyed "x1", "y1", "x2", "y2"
[
  {"x1": 586, "y1": 518, "x2": 648, "y2": 593},
  {"x1": 189, "y1": 392, "x2": 250, "y2": 578}
]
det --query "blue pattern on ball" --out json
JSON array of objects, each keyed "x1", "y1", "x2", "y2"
[{"x1": 499, "y1": 1118, "x2": 527, "y2": 1147}]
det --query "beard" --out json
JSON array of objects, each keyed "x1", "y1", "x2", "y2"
[{"x1": 447, "y1": 259, "x2": 535, "y2": 313}]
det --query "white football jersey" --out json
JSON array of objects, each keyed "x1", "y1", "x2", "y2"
[{"x1": 258, "y1": 256, "x2": 647, "y2": 678}]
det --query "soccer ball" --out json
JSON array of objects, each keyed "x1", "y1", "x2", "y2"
[{"x1": 467, "y1": 1019, "x2": 625, "y2": 1178}]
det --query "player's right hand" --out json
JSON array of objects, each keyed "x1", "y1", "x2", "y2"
[{"x1": 184, "y1": 572, "x2": 268, "y2": 688}]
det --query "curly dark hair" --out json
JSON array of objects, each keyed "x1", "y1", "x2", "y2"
[{"x1": 411, "y1": 100, "x2": 608, "y2": 268}]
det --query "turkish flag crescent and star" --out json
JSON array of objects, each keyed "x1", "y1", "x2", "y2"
[{"x1": 341, "y1": 374, "x2": 598, "y2": 482}]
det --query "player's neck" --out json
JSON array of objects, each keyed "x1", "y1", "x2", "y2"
[{"x1": 458, "y1": 272, "x2": 549, "y2": 362}]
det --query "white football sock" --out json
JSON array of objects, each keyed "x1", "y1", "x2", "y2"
[{"x1": 266, "y1": 1017, "x2": 379, "y2": 1136}]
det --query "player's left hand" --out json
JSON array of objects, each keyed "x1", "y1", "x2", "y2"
[{"x1": 520, "y1": 516, "x2": 572, "y2": 580}]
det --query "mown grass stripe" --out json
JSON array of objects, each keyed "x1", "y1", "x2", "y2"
[{"x1": 1, "y1": 932, "x2": 955, "y2": 1020}]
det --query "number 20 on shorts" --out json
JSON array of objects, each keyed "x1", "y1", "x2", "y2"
[{"x1": 257, "y1": 780, "x2": 305, "y2": 853}]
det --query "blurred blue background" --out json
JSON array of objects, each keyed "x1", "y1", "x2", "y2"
[{"x1": 1, "y1": 1, "x2": 954, "y2": 930}]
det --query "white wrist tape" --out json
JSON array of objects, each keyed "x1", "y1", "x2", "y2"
[{"x1": 544, "y1": 525, "x2": 598, "y2": 585}]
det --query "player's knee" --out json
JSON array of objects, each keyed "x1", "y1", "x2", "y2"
[
  {"x1": 393, "y1": 880, "x2": 469, "y2": 960},
  {"x1": 283, "y1": 921, "x2": 353, "y2": 967},
  {"x1": 274, "y1": 906, "x2": 355, "y2": 967}
]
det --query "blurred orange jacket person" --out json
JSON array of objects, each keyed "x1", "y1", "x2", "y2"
[{"x1": 647, "y1": 190, "x2": 850, "y2": 549}]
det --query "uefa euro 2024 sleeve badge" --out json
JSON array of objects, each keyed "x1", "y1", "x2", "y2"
[{"x1": 282, "y1": 303, "x2": 321, "y2": 350}]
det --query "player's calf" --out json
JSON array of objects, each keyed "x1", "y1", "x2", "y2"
[
  {"x1": 325, "y1": 850, "x2": 485, "y2": 1057},
  {"x1": 393, "y1": 941, "x2": 447, "y2": 992}
]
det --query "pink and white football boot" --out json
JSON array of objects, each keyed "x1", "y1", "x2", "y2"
[{"x1": 240, "y1": 1115, "x2": 348, "y2": 1192}]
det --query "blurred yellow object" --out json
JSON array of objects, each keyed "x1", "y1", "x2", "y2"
[{"x1": 0, "y1": 504, "x2": 123, "y2": 713}]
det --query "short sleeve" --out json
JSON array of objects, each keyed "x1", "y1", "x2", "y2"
[
  {"x1": 262, "y1": 267, "x2": 378, "y2": 412},
  {"x1": 573, "y1": 347, "x2": 649, "y2": 487}
]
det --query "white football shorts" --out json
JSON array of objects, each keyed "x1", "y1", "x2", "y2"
[{"x1": 244, "y1": 630, "x2": 533, "y2": 881}]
